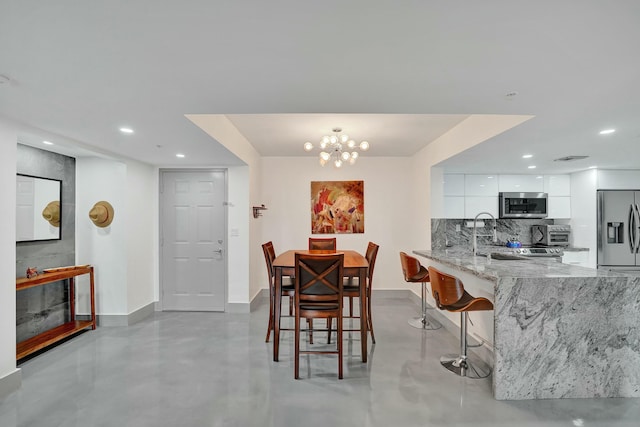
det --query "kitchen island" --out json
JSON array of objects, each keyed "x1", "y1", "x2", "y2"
[{"x1": 414, "y1": 249, "x2": 640, "y2": 400}]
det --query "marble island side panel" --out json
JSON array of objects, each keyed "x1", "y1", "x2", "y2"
[{"x1": 414, "y1": 249, "x2": 640, "y2": 400}]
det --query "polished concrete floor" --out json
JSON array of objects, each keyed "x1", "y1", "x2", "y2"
[{"x1": 1, "y1": 296, "x2": 640, "y2": 427}]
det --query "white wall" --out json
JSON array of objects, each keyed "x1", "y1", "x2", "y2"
[
  {"x1": 185, "y1": 115, "x2": 263, "y2": 306},
  {"x1": 125, "y1": 160, "x2": 157, "y2": 313},
  {"x1": 227, "y1": 166, "x2": 250, "y2": 306},
  {"x1": 0, "y1": 120, "x2": 18, "y2": 394},
  {"x1": 76, "y1": 158, "x2": 128, "y2": 315},
  {"x1": 260, "y1": 156, "x2": 413, "y2": 290}
]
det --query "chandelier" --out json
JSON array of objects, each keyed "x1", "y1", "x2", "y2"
[{"x1": 303, "y1": 127, "x2": 370, "y2": 167}]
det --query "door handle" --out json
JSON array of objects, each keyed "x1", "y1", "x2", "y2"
[
  {"x1": 633, "y1": 204, "x2": 640, "y2": 253},
  {"x1": 629, "y1": 205, "x2": 635, "y2": 253},
  {"x1": 214, "y1": 248, "x2": 223, "y2": 255}
]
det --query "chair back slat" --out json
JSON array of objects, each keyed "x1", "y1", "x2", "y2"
[
  {"x1": 308, "y1": 237, "x2": 337, "y2": 251},
  {"x1": 295, "y1": 253, "x2": 344, "y2": 304},
  {"x1": 399, "y1": 251, "x2": 422, "y2": 281},
  {"x1": 365, "y1": 242, "x2": 379, "y2": 282},
  {"x1": 262, "y1": 241, "x2": 276, "y2": 280},
  {"x1": 427, "y1": 266, "x2": 465, "y2": 308}
]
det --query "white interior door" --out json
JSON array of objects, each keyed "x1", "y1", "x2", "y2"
[{"x1": 160, "y1": 170, "x2": 227, "y2": 311}]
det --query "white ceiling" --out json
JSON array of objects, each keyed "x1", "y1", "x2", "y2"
[{"x1": 1, "y1": 1, "x2": 640, "y2": 174}]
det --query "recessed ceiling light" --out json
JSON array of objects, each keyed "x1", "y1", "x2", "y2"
[
  {"x1": 176, "y1": 153, "x2": 185, "y2": 158},
  {"x1": 522, "y1": 154, "x2": 533, "y2": 159},
  {"x1": 536, "y1": 176, "x2": 543, "y2": 179},
  {"x1": 599, "y1": 129, "x2": 615, "y2": 135},
  {"x1": 528, "y1": 165, "x2": 537, "y2": 169},
  {"x1": 487, "y1": 176, "x2": 494, "y2": 179},
  {"x1": 589, "y1": 165, "x2": 597, "y2": 169},
  {"x1": 119, "y1": 127, "x2": 134, "y2": 134},
  {"x1": 42, "y1": 140, "x2": 53, "y2": 145}
]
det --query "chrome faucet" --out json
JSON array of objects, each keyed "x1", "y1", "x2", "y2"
[{"x1": 472, "y1": 212, "x2": 497, "y2": 256}]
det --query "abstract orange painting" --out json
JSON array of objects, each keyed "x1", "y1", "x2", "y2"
[{"x1": 310, "y1": 180, "x2": 364, "y2": 234}]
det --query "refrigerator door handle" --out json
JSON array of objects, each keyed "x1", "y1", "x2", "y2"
[
  {"x1": 635, "y1": 204, "x2": 640, "y2": 254},
  {"x1": 629, "y1": 204, "x2": 635, "y2": 253}
]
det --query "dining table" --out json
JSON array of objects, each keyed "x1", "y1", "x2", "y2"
[{"x1": 272, "y1": 249, "x2": 370, "y2": 363}]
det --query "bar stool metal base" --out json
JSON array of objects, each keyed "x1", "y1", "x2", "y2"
[
  {"x1": 440, "y1": 354, "x2": 491, "y2": 379},
  {"x1": 408, "y1": 315, "x2": 441, "y2": 330},
  {"x1": 439, "y1": 311, "x2": 492, "y2": 379},
  {"x1": 408, "y1": 280, "x2": 442, "y2": 330}
]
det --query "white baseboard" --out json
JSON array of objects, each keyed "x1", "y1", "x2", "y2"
[
  {"x1": 0, "y1": 368, "x2": 21, "y2": 399},
  {"x1": 95, "y1": 301, "x2": 156, "y2": 327}
]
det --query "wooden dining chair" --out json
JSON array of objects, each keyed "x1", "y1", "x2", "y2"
[
  {"x1": 262, "y1": 241, "x2": 295, "y2": 342},
  {"x1": 308, "y1": 237, "x2": 337, "y2": 251},
  {"x1": 343, "y1": 242, "x2": 379, "y2": 343},
  {"x1": 294, "y1": 252, "x2": 345, "y2": 379}
]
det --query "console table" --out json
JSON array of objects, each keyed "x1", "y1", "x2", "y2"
[{"x1": 16, "y1": 265, "x2": 96, "y2": 360}]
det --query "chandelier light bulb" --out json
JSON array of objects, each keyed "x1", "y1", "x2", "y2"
[{"x1": 304, "y1": 128, "x2": 370, "y2": 167}]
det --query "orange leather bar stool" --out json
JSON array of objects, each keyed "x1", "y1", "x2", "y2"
[
  {"x1": 399, "y1": 252, "x2": 441, "y2": 330},
  {"x1": 427, "y1": 266, "x2": 493, "y2": 379}
]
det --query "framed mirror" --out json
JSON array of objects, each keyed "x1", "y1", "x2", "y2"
[{"x1": 16, "y1": 174, "x2": 62, "y2": 242}]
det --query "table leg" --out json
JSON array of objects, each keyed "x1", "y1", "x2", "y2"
[
  {"x1": 69, "y1": 277, "x2": 75, "y2": 322},
  {"x1": 273, "y1": 267, "x2": 282, "y2": 362},
  {"x1": 359, "y1": 267, "x2": 368, "y2": 363},
  {"x1": 90, "y1": 267, "x2": 96, "y2": 329}
]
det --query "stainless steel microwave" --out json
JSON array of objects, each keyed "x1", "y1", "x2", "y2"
[{"x1": 499, "y1": 192, "x2": 548, "y2": 218}]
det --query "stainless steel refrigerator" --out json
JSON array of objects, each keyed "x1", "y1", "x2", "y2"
[{"x1": 597, "y1": 190, "x2": 640, "y2": 272}]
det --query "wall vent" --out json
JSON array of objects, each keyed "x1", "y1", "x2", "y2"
[{"x1": 553, "y1": 155, "x2": 589, "y2": 162}]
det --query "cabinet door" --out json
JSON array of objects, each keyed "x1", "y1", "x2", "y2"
[
  {"x1": 548, "y1": 196, "x2": 571, "y2": 218},
  {"x1": 443, "y1": 196, "x2": 465, "y2": 218},
  {"x1": 562, "y1": 251, "x2": 589, "y2": 267},
  {"x1": 544, "y1": 175, "x2": 570, "y2": 196},
  {"x1": 465, "y1": 175, "x2": 498, "y2": 196},
  {"x1": 498, "y1": 175, "x2": 544, "y2": 192},
  {"x1": 443, "y1": 174, "x2": 465, "y2": 196},
  {"x1": 465, "y1": 197, "x2": 498, "y2": 218}
]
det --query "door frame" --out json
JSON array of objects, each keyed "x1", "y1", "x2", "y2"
[{"x1": 158, "y1": 168, "x2": 229, "y2": 311}]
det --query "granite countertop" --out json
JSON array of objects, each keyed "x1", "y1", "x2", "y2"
[{"x1": 413, "y1": 248, "x2": 623, "y2": 283}]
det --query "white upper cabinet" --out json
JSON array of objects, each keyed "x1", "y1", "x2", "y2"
[
  {"x1": 443, "y1": 174, "x2": 465, "y2": 196},
  {"x1": 443, "y1": 196, "x2": 465, "y2": 218},
  {"x1": 597, "y1": 170, "x2": 640, "y2": 190},
  {"x1": 498, "y1": 175, "x2": 544, "y2": 192},
  {"x1": 465, "y1": 196, "x2": 499, "y2": 218},
  {"x1": 544, "y1": 175, "x2": 571, "y2": 196},
  {"x1": 464, "y1": 175, "x2": 498, "y2": 196},
  {"x1": 548, "y1": 196, "x2": 571, "y2": 218}
]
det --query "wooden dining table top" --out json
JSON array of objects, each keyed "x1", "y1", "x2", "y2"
[{"x1": 273, "y1": 249, "x2": 368, "y2": 269}]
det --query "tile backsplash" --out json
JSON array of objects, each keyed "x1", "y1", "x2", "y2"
[{"x1": 431, "y1": 218, "x2": 556, "y2": 250}]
